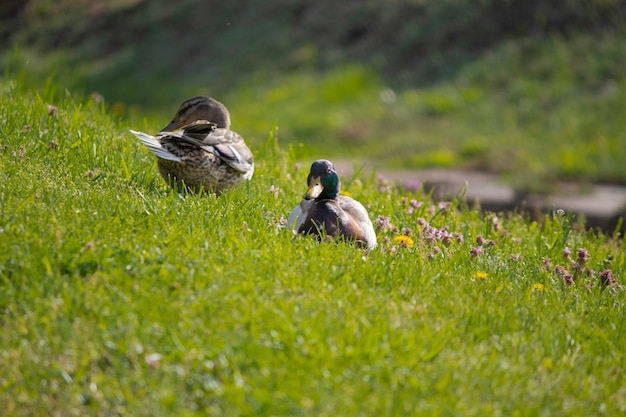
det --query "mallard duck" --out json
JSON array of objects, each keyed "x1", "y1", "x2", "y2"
[
  {"x1": 287, "y1": 159, "x2": 377, "y2": 249},
  {"x1": 130, "y1": 96, "x2": 254, "y2": 195}
]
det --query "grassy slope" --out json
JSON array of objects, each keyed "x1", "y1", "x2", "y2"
[
  {"x1": 1, "y1": 81, "x2": 625, "y2": 415},
  {"x1": 223, "y1": 34, "x2": 626, "y2": 189}
]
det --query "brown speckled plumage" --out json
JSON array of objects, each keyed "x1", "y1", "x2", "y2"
[{"x1": 130, "y1": 96, "x2": 254, "y2": 195}]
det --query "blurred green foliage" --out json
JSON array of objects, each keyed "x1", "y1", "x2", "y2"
[{"x1": 1, "y1": 0, "x2": 626, "y2": 186}]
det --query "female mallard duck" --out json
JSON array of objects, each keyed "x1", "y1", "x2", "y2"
[
  {"x1": 130, "y1": 96, "x2": 254, "y2": 195},
  {"x1": 287, "y1": 159, "x2": 377, "y2": 249}
]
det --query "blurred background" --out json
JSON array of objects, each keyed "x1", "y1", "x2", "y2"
[{"x1": 2, "y1": 0, "x2": 626, "y2": 192}]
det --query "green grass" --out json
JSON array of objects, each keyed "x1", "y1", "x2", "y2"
[{"x1": 1, "y1": 80, "x2": 626, "y2": 416}]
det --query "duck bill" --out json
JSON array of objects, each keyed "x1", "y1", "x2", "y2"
[{"x1": 304, "y1": 176, "x2": 323, "y2": 200}]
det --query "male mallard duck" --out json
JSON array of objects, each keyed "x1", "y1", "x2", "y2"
[
  {"x1": 287, "y1": 159, "x2": 377, "y2": 249},
  {"x1": 130, "y1": 96, "x2": 254, "y2": 195}
]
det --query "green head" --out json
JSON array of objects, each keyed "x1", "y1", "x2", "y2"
[{"x1": 303, "y1": 160, "x2": 340, "y2": 200}]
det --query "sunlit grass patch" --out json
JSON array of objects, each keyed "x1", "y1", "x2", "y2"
[{"x1": 1, "y1": 81, "x2": 625, "y2": 416}]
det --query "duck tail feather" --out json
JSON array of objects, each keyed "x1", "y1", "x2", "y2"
[{"x1": 130, "y1": 130, "x2": 181, "y2": 162}]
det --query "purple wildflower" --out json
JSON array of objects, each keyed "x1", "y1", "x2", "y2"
[
  {"x1": 438, "y1": 201, "x2": 451, "y2": 214},
  {"x1": 563, "y1": 247, "x2": 571, "y2": 259},
  {"x1": 470, "y1": 246, "x2": 483, "y2": 257},
  {"x1": 47, "y1": 104, "x2": 58, "y2": 117},
  {"x1": 492, "y1": 216, "x2": 500, "y2": 232},
  {"x1": 476, "y1": 235, "x2": 485, "y2": 246},
  {"x1": 563, "y1": 274, "x2": 574, "y2": 286},
  {"x1": 599, "y1": 269, "x2": 617, "y2": 287},
  {"x1": 406, "y1": 199, "x2": 423, "y2": 215},
  {"x1": 375, "y1": 215, "x2": 393, "y2": 232},
  {"x1": 577, "y1": 248, "x2": 589, "y2": 264},
  {"x1": 441, "y1": 230, "x2": 452, "y2": 246},
  {"x1": 377, "y1": 174, "x2": 392, "y2": 193}
]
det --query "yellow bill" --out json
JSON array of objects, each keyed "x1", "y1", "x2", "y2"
[{"x1": 304, "y1": 176, "x2": 323, "y2": 200}]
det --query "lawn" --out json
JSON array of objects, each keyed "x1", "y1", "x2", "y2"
[{"x1": 1, "y1": 80, "x2": 625, "y2": 416}]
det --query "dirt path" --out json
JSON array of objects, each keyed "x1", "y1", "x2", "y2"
[{"x1": 332, "y1": 161, "x2": 626, "y2": 233}]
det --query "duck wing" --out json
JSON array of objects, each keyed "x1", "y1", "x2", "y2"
[
  {"x1": 338, "y1": 195, "x2": 377, "y2": 249},
  {"x1": 287, "y1": 199, "x2": 314, "y2": 234},
  {"x1": 129, "y1": 121, "x2": 215, "y2": 162},
  {"x1": 176, "y1": 121, "x2": 254, "y2": 175},
  {"x1": 130, "y1": 129, "x2": 182, "y2": 162}
]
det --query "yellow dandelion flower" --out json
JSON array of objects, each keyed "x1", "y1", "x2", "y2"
[
  {"x1": 475, "y1": 271, "x2": 488, "y2": 279},
  {"x1": 393, "y1": 235, "x2": 414, "y2": 248},
  {"x1": 542, "y1": 357, "x2": 554, "y2": 371},
  {"x1": 532, "y1": 283, "x2": 545, "y2": 291},
  {"x1": 339, "y1": 190, "x2": 353, "y2": 197}
]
